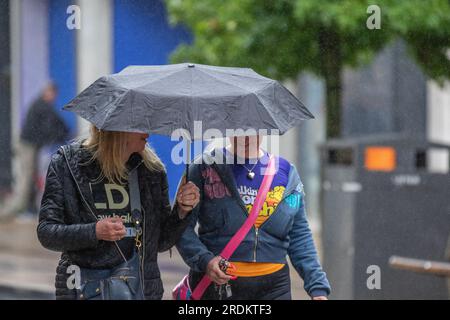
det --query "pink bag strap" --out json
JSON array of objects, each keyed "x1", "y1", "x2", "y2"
[{"x1": 191, "y1": 154, "x2": 276, "y2": 300}]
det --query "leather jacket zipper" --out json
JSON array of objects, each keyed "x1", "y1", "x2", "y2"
[
  {"x1": 128, "y1": 161, "x2": 145, "y2": 297},
  {"x1": 141, "y1": 205, "x2": 146, "y2": 297}
]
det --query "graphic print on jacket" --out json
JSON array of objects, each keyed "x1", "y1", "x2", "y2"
[{"x1": 202, "y1": 166, "x2": 231, "y2": 200}]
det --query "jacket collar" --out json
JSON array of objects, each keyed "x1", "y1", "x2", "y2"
[{"x1": 60, "y1": 141, "x2": 97, "y2": 215}]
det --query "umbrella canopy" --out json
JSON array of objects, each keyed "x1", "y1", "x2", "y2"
[{"x1": 63, "y1": 63, "x2": 314, "y2": 138}]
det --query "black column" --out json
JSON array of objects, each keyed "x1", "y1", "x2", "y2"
[{"x1": 0, "y1": 0, "x2": 12, "y2": 190}]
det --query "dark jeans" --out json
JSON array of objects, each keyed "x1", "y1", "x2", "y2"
[{"x1": 189, "y1": 264, "x2": 291, "y2": 300}]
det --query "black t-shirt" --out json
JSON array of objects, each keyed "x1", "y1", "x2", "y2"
[{"x1": 89, "y1": 179, "x2": 136, "y2": 260}]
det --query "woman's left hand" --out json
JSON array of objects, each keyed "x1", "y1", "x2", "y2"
[{"x1": 176, "y1": 178, "x2": 200, "y2": 218}]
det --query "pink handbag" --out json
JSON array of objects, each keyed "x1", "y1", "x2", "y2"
[{"x1": 172, "y1": 154, "x2": 276, "y2": 300}]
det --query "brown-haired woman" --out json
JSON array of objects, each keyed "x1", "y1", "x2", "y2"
[{"x1": 37, "y1": 125, "x2": 199, "y2": 299}]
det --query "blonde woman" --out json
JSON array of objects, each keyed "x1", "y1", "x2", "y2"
[{"x1": 37, "y1": 125, "x2": 199, "y2": 299}]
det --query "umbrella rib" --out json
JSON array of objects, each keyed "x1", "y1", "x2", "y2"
[
  {"x1": 250, "y1": 83, "x2": 284, "y2": 131},
  {"x1": 96, "y1": 89, "x2": 131, "y2": 129},
  {"x1": 115, "y1": 68, "x2": 185, "y2": 91},
  {"x1": 200, "y1": 65, "x2": 271, "y2": 81},
  {"x1": 195, "y1": 68, "x2": 257, "y2": 94},
  {"x1": 118, "y1": 63, "x2": 184, "y2": 75},
  {"x1": 197, "y1": 69, "x2": 284, "y2": 131}
]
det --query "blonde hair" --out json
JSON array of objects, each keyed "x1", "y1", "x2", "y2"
[{"x1": 82, "y1": 125, "x2": 165, "y2": 185}]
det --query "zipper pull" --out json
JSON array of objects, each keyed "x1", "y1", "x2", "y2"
[
  {"x1": 225, "y1": 283, "x2": 232, "y2": 298},
  {"x1": 215, "y1": 284, "x2": 223, "y2": 300}
]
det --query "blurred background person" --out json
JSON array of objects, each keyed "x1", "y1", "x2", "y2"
[{"x1": 0, "y1": 82, "x2": 68, "y2": 220}]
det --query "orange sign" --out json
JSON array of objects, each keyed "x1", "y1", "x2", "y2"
[{"x1": 365, "y1": 146, "x2": 396, "y2": 171}]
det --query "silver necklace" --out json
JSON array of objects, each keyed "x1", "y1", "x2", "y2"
[
  {"x1": 242, "y1": 163, "x2": 258, "y2": 180},
  {"x1": 241, "y1": 158, "x2": 261, "y2": 180},
  {"x1": 226, "y1": 148, "x2": 263, "y2": 180}
]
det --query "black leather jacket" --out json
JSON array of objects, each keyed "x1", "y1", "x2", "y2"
[{"x1": 37, "y1": 141, "x2": 188, "y2": 299}]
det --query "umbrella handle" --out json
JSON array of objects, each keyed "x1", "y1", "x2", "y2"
[{"x1": 185, "y1": 138, "x2": 191, "y2": 182}]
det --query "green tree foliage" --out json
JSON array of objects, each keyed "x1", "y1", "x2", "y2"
[{"x1": 166, "y1": 0, "x2": 450, "y2": 137}]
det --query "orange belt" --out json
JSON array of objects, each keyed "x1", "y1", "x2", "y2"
[{"x1": 228, "y1": 262, "x2": 285, "y2": 277}]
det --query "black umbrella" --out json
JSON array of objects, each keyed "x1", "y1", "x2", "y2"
[{"x1": 63, "y1": 63, "x2": 314, "y2": 175}]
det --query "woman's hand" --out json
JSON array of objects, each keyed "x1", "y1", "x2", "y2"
[
  {"x1": 312, "y1": 296, "x2": 328, "y2": 300},
  {"x1": 176, "y1": 177, "x2": 200, "y2": 218},
  {"x1": 95, "y1": 216, "x2": 126, "y2": 241},
  {"x1": 206, "y1": 256, "x2": 232, "y2": 285}
]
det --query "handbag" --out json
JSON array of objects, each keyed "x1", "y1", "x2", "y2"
[
  {"x1": 172, "y1": 154, "x2": 276, "y2": 300},
  {"x1": 77, "y1": 251, "x2": 143, "y2": 300},
  {"x1": 62, "y1": 145, "x2": 145, "y2": 300}
]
